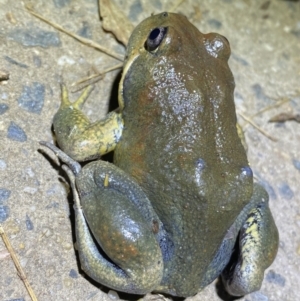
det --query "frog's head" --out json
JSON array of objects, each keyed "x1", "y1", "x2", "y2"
[{"x1": 118, "y1": 12, "x2": 233, "y2": 113}]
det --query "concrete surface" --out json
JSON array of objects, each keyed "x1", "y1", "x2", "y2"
[{"x1": 0, "y1": 0, "x2": 299, "y2": 300}]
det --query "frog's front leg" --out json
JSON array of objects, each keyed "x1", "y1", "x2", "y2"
[
  {"x1": 222, "y1": 184, "x2": 279, "y2": 296},
  {"x1": 53, "y1": 85, "x2": 123, "y2": 161},
  {"x1": 40, "y1": 142, "x2": 164, "y2": 294}
]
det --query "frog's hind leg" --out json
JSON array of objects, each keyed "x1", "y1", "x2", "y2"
[
  {"x1": 72, "y1": 162, "x2": 165, "y2": 294},
  {"x1": 221, "y1": 184, "x2": 279, "y2": 296},
  {"x1": 41, "y1": 142, "x2": 165, "y2": 294}
]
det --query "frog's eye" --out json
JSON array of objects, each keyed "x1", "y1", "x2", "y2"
[{"x1": 145, "y1": 27, "x2": 168, "y2": 52}]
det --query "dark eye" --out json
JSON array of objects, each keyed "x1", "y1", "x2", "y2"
[{"x1": 145, "y1": 27, "x2": 168, "y2": 52}]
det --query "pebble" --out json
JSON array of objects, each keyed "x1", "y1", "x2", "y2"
[
  {"x1": 292, "y1": 159, "x2": 300, "y2": 171},
  {"x1": 46, "y1": 183, "x2": 63, "y2": 195},
  {"x1": 77, "y1": 21, "x2": 92, "y2": 39},
  {"x1": 53, "y1": 0, "x2": 71, "y2": 8},
  {"x1": 62, "y1": 242, "x2": 73, "y2": 251},
  {"x1": 0, "y1": 188, "x2": 11, "y2": 222},
  {"x1": 208, "y1": 18, "x2": 222, "y2": 29},
  {"x1": 128, "y1": 0, "x2": 143, "y2": 22},
  {"x1": 8, "y1": 27, "x2": 61, "y2": 48},
  {"x1": 23, "y1": 187, "x2": 38, "y2": 195},
  {"x1": 0, "y1": 103, "x2": 9, "y2": 115},
  {"x1": 0, "y1": 205, "x2": 10, "y2": 222},
  {"x1": 57, "y1": 55, "x2": 76, "y2": 66},
  {"x1": 0, "y1": 159, "x2": 7, "y2": 170},
  {"x1": 249, "y1": 292, "x2": 269, "y2": 301},
  {"x1": 0, "y1": 188, "x2": 11, "y2": 202},
  {"x1": 266, "y1": 270, "x2": 286, "y2": 286},
  {"x1": 278, "y1": 182, "x2": 294, "y2": 200},
  {"x1": 7, "y1": 121, "x2": 27, "y2": 142},
  {"x1": 108, "y1": 290, "x2": 119, "y2": 300},
  {"x1": 69, "y1": 268, "x2": 78, "y2": 279},
  {"x1": 252, "y1": 83, "x2": 270, "y2": 103},
  {"x1": 17, "y1": 82, "x2": 45, "y2": 114},
  {"x1": 25, "y1": 214, "x2": 34, "y2": 230},
  {"x1": 4, "y1": 55, "x2": 28, "y2": 68}
]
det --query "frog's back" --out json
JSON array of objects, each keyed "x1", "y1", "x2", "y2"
[{"x1": 114, "y1": 12, "x2": 253, "y2": 296}]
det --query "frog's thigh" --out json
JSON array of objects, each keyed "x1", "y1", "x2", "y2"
[
  {"x1": 74, "y1": 161, "x2": 163, "y2": 294},
  {"x1": 53, "y1": 85, "x2": 123, "y2": 161},
  {"x1": 222, "y1": 184, "x2": 279, "y2": 296}
]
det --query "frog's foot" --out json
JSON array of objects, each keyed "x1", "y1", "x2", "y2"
[
  {"x1": 53, "y1": 84, "x2": 123, "y2": 162},
  {"x1": 60, "y1": 84, "x2": 94, "y2": 110},
  {"x1": 39, "y1": 141, "x2": 81, "y2": 175},
  {"x1": 64, "y1": 159, "x2": 165, "y2": 294},
  {"x1": 221, "y1": 185, "x2": 279, "y2": 296}
]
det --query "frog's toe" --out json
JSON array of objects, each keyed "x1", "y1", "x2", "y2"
[
  {"x1": 222, "y1": 185, "x2": 279, "y2": 296},
  {"x1": 71, "y1": 84, "x2": 94, "y2": 109},
  {"x1": 60, "y1": 84, "x2": 94, "y2": 109},
  {"x1": 60, "y1": 84, "x2": 72, "y2": 107}
]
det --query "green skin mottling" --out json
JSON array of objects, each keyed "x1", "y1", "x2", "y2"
[{"x1": 46, "y1": 12, "x2": 279, "y2": 298}]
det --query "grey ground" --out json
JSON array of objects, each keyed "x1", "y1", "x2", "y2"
[{"x1": 0, "y1": 0, "x2": 299, "y2": 301}]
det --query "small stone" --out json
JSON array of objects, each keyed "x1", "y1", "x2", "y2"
[
  {"x1": 77, "y1": 21, "x2": 92, "y2": 39},
  {"x1": 7, "y1": 121, "x2": 27, "y2": 142},
  {"x1": 0, "y1": 188, "x2": 11, "y2": 202},
  {"x1": 46, "y1": 183, "x2": 63, "y2": 195},
  {"x1": 4, "y1": 55, "x2": 29, "y2": 68},
  {"x1": 128, "y1": 0, "x2": 143, "y2": 22},
  {"x1": 291, "y1": 29, "x2": 300, "y2": 38},
  {"x1": 0, "y1": 159, "x2": 7, "y2": 170},
  {"x1": 266, "y1": 270, "x2": 286, "y2": 287},
  {"x1": 0, "y1": 103, "x2": 9, "y2": 115},
  {"x1": 23, "y1": 187, "x2": 38, "y2": 195},
  {"x1": 249, "y1": 291, "x2": 269, "y2": 301},
  {"x1": 0, "y1": 205, "x2": 10, "y2": 222},
  {"x1": 25, "y1": 214, "x2": 34, "y2": 230},
  {"x1": 231, "y1": 53, "x2": 249, "y2": 66},
  {"x1": 278, "y1": 183, "x2": 294, "y2": 200},
  {"x1": 108, "y1": 290, "x2": 119, "y2": 300},
  {"x1": 33, "y1": 55, "x2": 42, "y2": 67},
  {"x1": 69, "y1": 268, "x2": 78, "y2": 279},
  {"x1": 17, "y1": 82, "x2": 45, "y2": 114},
  {"x1": 252, "y1": 83, "x2": 270, "y2": 102},
  {"x1": 57, "y1": 55, "x2": 76, "y2": 66},
  {"x1": 62, "y1": 242, "x2": 73, "y2": 251},
  {"x1": 8, "y1": 27, "x2": 61, "y2": 48},
  {"x1": 1, "y1": 92, "x2": 8, "y2": 100},
  {"x1": 292, "y1": 159, "x2": 300, "y2": 171},
  {"x1": 53, "y1": 0, "x2": 71, "y2": 8},
  {"x1": 20, "y1": 257, "x2": 28, "y2": 268},
  {"x1": 208, "y1": 18, "x2": 222, "y2": 29}
]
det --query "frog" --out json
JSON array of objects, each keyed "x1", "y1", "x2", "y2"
[{"x1": 41, "y1": 12, "x2": 279, "y2": 298}]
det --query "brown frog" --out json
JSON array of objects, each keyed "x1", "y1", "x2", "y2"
[{"x1": 41, "y1": 12, "x2": 278, "y2": 297}]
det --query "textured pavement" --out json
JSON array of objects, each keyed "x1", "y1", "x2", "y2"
[{"x1": 0, "y1": 1, "x2": 299, "y2": 301}]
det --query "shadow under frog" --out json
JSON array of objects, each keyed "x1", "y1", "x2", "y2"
[{"x1": 41, "y1": 12, "x2": 278, "y2": 298}]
